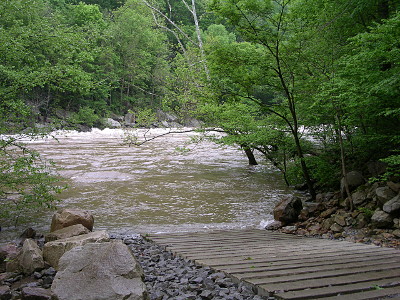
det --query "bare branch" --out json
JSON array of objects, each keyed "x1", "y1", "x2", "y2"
[{"x1": 142, "y1": 0, "x2": 198, "y2": 47}]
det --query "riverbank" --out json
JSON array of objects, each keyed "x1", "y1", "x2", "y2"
[{"x1": 267, "y1": 178, "x2": 400, "y2": 250}]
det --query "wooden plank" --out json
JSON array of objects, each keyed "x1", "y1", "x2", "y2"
[
  {"x1": 230, "y1": 257, "x2": 399, "y2": 278},
  {"x1": 185, "y1": 247, "x2": 394, "y2": 265},
  {"x1": 220, "y1": 252, "x2": 396, "y2": 273},
  {"x1": 149, "y1": 230, "x2": 298, "y2": 243},
  {"x1": 164, "y1": 239, "x2": 378, "y2": 254},
  {"x1": 147, "y1": 229, "x2": 400, "y2": 299},
  {"x1": 169, "y1": 244, "x2": 388, "y2": 261},
  {"x1": 259, "y1": 269, "x2": 400, "y2": 293},
  {"x1": 321, "y1": 285, "x2": 400, "y2": 300},
  {"x1": 250, "y1": 263, "x2": 400, "y2": 285},
  {"x1": 274, "y1": 280, "x2": 400, "y2": 300},
  {"x1": 205, "y1": 248, "x2": 395, "y2": 268}
]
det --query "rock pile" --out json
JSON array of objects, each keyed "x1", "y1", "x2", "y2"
[
  {"x1": 0, "y1": 209, "x2": 148, "y2": 300},
  {"x1": 267, "y1": 178, "x2": 400, "y2": 248}
]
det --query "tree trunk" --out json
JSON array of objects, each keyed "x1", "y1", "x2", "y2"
[
  {"x1": 335, "y1": 115, "x2": 354, "y2": 211},
  {"x1": 292, "y1": 130, "x2": 316, "y2": 200},
  {"x1": 241, "y1": 144, "x2": 258, "y2": 165}
]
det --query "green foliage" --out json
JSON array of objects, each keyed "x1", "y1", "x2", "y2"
[
  {"x1": 109, "y1": 0, "x2": 169, "y2": 110},
  {"x1": 132, "y1": 108, "x2": 157, "y2": 127},
  {"x1": 0, "y1": 134, "x2": 64, "y2": 225},
  {"x1": 357, "y1": 207, "x2": 374, "y2": 219},
  {"x1": 67, "y1": 106, "x2": 101, "y2": 127},
  {"x1": 66, "y1": 0, "x2": 126, "y2": 10},
  {"x1": 65, "y1": 2, "x2": 105, "y2": 27},
  {"x1": 304, "y1": 156, "x2": 341, "y2": 190},
  {"x1": 370, "y1": 155, "x2": 400, "y2": 183}
]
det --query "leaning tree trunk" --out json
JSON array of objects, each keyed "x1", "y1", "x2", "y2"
[{"x1": 240, "y1": 144, "x2": 258, "y2": 165}]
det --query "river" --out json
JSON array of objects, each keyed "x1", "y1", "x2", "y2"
[{"x1": 1, "y1": 128, "x2": 292, "y2": 241}]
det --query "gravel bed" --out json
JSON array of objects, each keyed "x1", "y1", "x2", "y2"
[{"x1": 111, "y1": 233, "x2": 274, "y2": 300}]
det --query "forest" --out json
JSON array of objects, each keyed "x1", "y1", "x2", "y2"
[{"x1": 0, "y1": 0, "x2": 399, "y2": 220}]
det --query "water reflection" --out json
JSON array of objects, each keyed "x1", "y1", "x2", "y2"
[{"x1": 1, "y1": 128, "x2": 292, "y2": 240}]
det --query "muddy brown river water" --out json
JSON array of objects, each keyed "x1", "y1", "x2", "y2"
[{"x1": 1, "y1": 128, "x2": 292, "y2": 241}]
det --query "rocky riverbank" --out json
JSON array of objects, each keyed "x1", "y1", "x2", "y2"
[
  {"x1": 267, "y1": 175, "x2": 400, "y2": 249},
  {"x1": 1, "y1": 208, "x2": 272, "y2": 300}
]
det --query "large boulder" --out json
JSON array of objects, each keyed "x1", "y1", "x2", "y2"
[
  {"x1": 19, "y1": 239, "x2": 44, "y2": 275},
  {"x1": 43, "y1": 231, "x2": 109, "y2": 269},
  {"x1": 50, "y1": 209, "x2": 94, "y2": 232},
  {"x1": 273, "y1": 196, "x2": 303, "y2": 225},
  {"x1": 51, "y1": 241, "x2": 148, "y2": 300},
  {"x1": 376, "y1": 187, "x2": 397, "y2": 207},
  {"x1": 124, "y1": 113, "x2": 136, "y2": 126},
  {"x1": 45, "y1": 224, "x2": 90, "y2": 243},
  {"x1": 340, "y1": 171, "x2": 365, "y2": 196},
  {"x1": 104, "y1": 118, "x2": 121, "y2": 128},
  {"x1": 383, "y1": 194, "x2": 400, "y2": 216},
  {"x1": 371, "y1": 210, "x2": 393, "y2": 228}
]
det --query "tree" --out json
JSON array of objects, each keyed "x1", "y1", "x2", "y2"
[
  {"x1": 108, "y1": 0, "x2": 169, "y2": 112},
  {"x1": 209, "y1": 0, "x2": 317, "y2": 198}
]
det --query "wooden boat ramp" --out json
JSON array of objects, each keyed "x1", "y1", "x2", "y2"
[{"x1": 148, "y1": 229, "x2": 400, "y2": 299}]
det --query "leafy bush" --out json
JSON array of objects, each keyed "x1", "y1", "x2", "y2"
[
  {"x1": 357, "y1": 207, "x2": 374, "y2": 219},
  {"x1": 133, "y1": 108, "x2": 157, "y2": 127},
  {"x1": 370, "y1": 154, "x2": 400, "y2": 183},
  {"x1": 68, "y1": 106, "x2": 100, "y2": 128},
  {"x1": 0, "y1": 134, "x2": 64, "y2": 226}
]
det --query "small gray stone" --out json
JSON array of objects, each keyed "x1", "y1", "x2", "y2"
[
  {"x1": 330, "y1": 223, "x2": 344, "y2": 233},
  {"x1": 21, "y1": 287, "x2": 52, "y2": 300},
  {"x1": 352, "y1": 190, "x2": 368, "y2": 206}
]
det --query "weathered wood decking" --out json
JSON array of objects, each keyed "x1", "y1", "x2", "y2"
[{"x1": 148, "y1": 229, "x2": 400, "y2": 299}]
